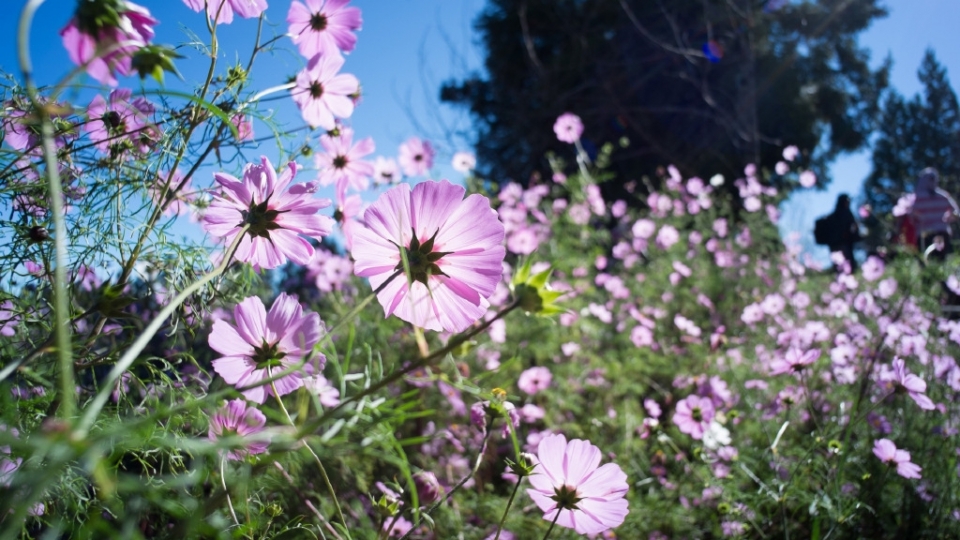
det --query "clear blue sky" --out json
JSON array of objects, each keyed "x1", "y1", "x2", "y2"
[{"x1": 0, "y1": 0, "x2": 957, "y2": 260}]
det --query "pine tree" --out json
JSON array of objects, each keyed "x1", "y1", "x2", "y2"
[{"x1": 864, "y1": 49, "x2": 960, "y2": 215}]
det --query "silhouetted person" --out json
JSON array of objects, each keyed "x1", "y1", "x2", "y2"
[{"x1": 827, "y1": 193, "x2": 861, "y2": 273}]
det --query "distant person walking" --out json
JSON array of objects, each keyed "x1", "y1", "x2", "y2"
[
  {"x1": 825, "y1": 193, "x2": 861, "y2": 273},
  {"x1": 912, "y1": 167, "x2": 958, "y2": 259}
]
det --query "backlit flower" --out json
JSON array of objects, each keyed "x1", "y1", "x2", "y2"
[
  {"x1": 351, "y1": 180, "x2": 505, "y2": 332},
  {"x1": 398, "y1": 137, "x2": 435, "y2": 177},
  {"x1": 291, "y1": 52, "x2": 359, "y2": 130},
  {"x1": 61, "y1": 1, "x2": 157, "y2": 86},
  {"x1": 203, "y1": 156, "x2": 334, "y2": 270},
  {"x1": 208, "y1": 398, "x2": 269, "y2": 460},
  {"x1": 314, "y1": 127, "x2": 374, "y2": 198},
  {"x1": 527, "y1": 433, "x2": 629, "y2": 535},
  {"x1": 183, "y1": 0, "x2": 267, "y2": 25},
  {"x1": 209, "y1": 293, "x2": 324, "y2": 404},
  {"x1": 287, "y1": 0, "x2": 362, "y2": 59}
]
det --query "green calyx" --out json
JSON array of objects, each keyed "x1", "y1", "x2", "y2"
[
  {"x1": 396, "y1": 228, "x2": 450, "y2": 285},
  {"x1": 551, "y1": 484, "x2": 583, "y2": 510},
  {"x1": 241, "y1": 197, "x2": 283, "y2": 239},
  {"x1": 251, "y1": 340, "x2": 286, "y2": 370},
  {"x1": 511, "y1": 258, "x2": 566, "y2": 315}
]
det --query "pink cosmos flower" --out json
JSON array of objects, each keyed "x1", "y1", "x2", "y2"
[
  {"x1": 889, "y1": 358, "x2": 935, "y2": 410},
  {"x1": 518, "y1": 366, "x2": 552, "y2": 395},
  {"x1": 799, "y1": 170, "x2": 817, "y2": 188},
  {"x1": 314, "y1": 127, "x2": 375, "y2": 198},
  {"x1": 351, "y1": 179, "x2": 505, "y2": 332},
  {"x1": 373, "y1": 156, "x2": 400, "y2": 184},
  {"x1": 527, "y1": 433, "x2": 629, "y2": 535},
  {"x1": 208, "y1": 398, "x2": 269, "y2": 460},
  {"x1": 203, "y1": 156, "x2": 334, "y2": 270},
  {"x1": 183, "y1": 0, "x2": 268, "y2": 25},
  {"x1": 149, "y1": 169, "x2": 195, "y2": 218},
  {"x1": 333, "y1": 190, "x2": 364, "y2": 250},
  {"x1": 782, "y1": 145, "x2": 799, "y2": 161},
  {"x1": 287, "y1": 0, "x2": 362, "y2": 59},
  {"x1": 397, "y1": 137, "x2": 435, "y2": 177},
  {"x1": 209, "y1": 293, "x2": 324, "y2": 404},
  {"x1": 873, "y1": 438, "x2": 922, "y2": 479},
  {"x1": 60, "y1": 1, "x2": 157, "y2": 86},
  {"x1": 0, "y1": 301, "x2": 20, "y2": 337},
  {"x1": 672, "y1": 394, "x2": 715, "y2": 440},
  {"x1": 769, "y1": 348, "x2": 820, "y2": 376},
  {"x1": 85, "y1": 89, "x2": 159, "y2": 156},
  {"x1": 452, "y1": 151, "x2": 476, "y2": 173},
  {"x1": 291, "y1": 52, "x2": 359, "y2": 130},
  {"x1": 553, "y1": 112, "x2": 584, "y2": 143}
]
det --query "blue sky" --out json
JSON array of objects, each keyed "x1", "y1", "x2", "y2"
[{"x1": 0, "y1": 0, "x2": 957, "y2": 260}]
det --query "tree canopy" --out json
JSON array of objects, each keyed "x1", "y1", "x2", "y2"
[
  {"x1": 864, "y1": 49, "x2": 960, "y2": 215},
  {"x1": 442, "y1": 0, "x2": 890, "y2": 196}
]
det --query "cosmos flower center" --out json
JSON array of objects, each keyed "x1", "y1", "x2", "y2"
[
  {"x1": 309, "y1": 12, "x2": 328, "y2": 31},
  {"x1": 691, "y1": 407, "x2": 702, "y2": 422},
  {"x1": 551, "y1": 484, "x2": 583, "y2": 510},
  {"x1": 309, "y1": 81, "x2": 324, "y2": 99},
  {"x1": 251, "y1": 340, "x2": 286, "y2": 369},
  {"x1": 413, "y1": 154, "x2": 423, "y2": 162},
  {"x1": 241, "y1": 198, "x2": 283, "y2": 239},
  {"x1": 103, "y1": 110, "x2": 123, "y2": 131},
  {"x1": 395, "y1": 227, "x2": 450, "y2": 285},
  {"x1": 332, "y1": 155, "x2": 348, "y2": 169}
]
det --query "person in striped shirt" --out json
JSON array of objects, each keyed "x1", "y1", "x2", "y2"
[{"x1": 912, "y1": 167, "x2": 959, "y2": 259}]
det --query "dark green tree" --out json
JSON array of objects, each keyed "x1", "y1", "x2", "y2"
[
  {"x1": 442, "y1": 0, "x2": 889, "y2": 198},
  {"x1": 864, "y1": 49, "x2": 960, "y2": 215}
]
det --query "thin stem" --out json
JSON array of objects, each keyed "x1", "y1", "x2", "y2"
[
  {"x1": 75, "y1": 226, "x2": 249, "y2": 436},
  {"x1": 494, "y1": 477, "x2": 523, "y2": 540},
  {"x1": 398, "y1": 426, "x2": 493, "y2": 540},
  {"x1": 542, "y1": 509, "x2": 562, "y2": 540},
  {"x1": 221, "y1": 456, "x2": 240, "y2": 528},
  {"x1": 18, "y1": 0, "x2": 74, "y2": 419},
  {"x1": 271, "y1": 378, "x2": 350, "y2": 539}
]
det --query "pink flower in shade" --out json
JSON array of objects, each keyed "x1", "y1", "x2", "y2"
[
  {"x1": 769, "y1": 348, "x2": 820, "y2": 376},
  {"x1": 183, "y1": 0, "x2": 268, "y2": 25},
  {"x1": 553, "y1": 112, "x2": 583, "y2": 143},
  {"x1": 351, "y1": 180, "x2": 505, "y2": 333},
  {"x1": 526, "y1": 433, "x2": 629, "y2": 535},
  {"x1": 889, "y1": 358, "x2": 935, "y2": 411},
  {"x1": 291, "y1": 52, "x2": 359, "y2": 130},
  {"x1": 0, "y1": 301, "x2": 20, "y2": 337},
  {"x1": 672, "y1": 395, "x2": 715, "y2": 440},
  {"x1": 518, "y1": 366, "x2": 552, "y2": 395},
  {"x1": 203, "y1": 156, "x2": 334, "y2": 270},
  {"x1": 232, "y1": 114, "x2": 254, "y2": 141},
  {"x1": 314, "y1": 127, "x2": 375, "y2": 198},
  {"x1": 799, "y1": 170, "x2": 817, "y2": 188},
  {"x1": 209, "y1": 293, "x2": 324, "y2": 404},
  {"x1": 84, "y1": 89, "x2": 160, "y2": 156},
  {"x1": 287, "y1": 0, "x2": 363, "y2": 59},
  {"x1": 208, "y1": 398, "x2": 269, "y2": 460},
  {"x1": 60, "y1": 1, "x2": 157, "y2": 86},
  {"x1": 782, "y1": 145, "x2": 799, "y2": 161},
  {"x1": 397, "y1": 137, "x2": 435, "y2": 177},
  {"x1": 873, "y1": 438, "x2": 922, "y2": 479}
]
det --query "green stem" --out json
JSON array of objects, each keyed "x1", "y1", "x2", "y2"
[
  {"x1": 398, "y1": 424, "x2": 494, "y2": 540},
  {"x1": 271, "y1": 378, "x2": 350, "y2": 539},
  {"x1": 75, "y1": 226, "x2": 249, "y2": 437},
  {"x1": 18, "y1": 0, "x2": 74, "y2": 419},
  {"x1": 542, "y1": 509, "x2": 562, "y2": 540},
  {"x1": 494, "y1": 477, "x2": 523, "y2": 540}
]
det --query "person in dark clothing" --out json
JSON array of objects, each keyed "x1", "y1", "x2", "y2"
[{"x1": 827, "y1": 193, "x2": 862, "y2": 273}]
